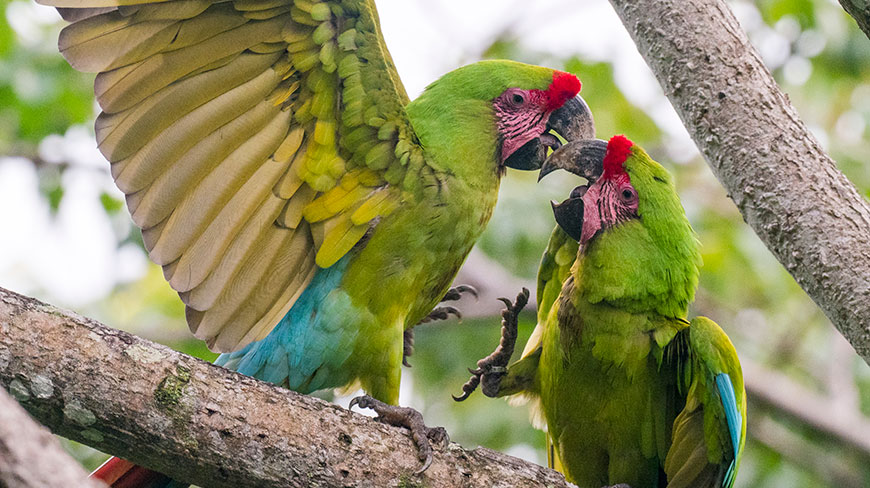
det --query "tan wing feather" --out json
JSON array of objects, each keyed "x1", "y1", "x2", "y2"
[
  {"x1": 99, "y1": 52, "x2": 279, "y2": 162},
  {"x1": 215, "y1": 229, "x2": 316, "y2": 350},
  {"x1": 191, "y1": 221, "x2": 299, "y2": 346},
  {"x1": 129, "y1": 83, "x2": 283, "y2": 226},
  {"x1": 166, "y1": 119, "x2": 292, "y2": 289},
  {"x1": 45, "y1": 0, "x2": 423, "y2": 352},
  {"x1": 186, "y1": 195, "x2": 287, "y2": 310}
]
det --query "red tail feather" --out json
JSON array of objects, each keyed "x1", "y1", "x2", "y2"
[{"x1": 91, "y1": 457, "x2": 174, "y2": 488}]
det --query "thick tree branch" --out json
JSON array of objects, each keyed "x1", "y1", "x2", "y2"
[
  {"x1": 741, "y1": 359, "x2": 870, "y2": 458},
  {"x1": 839, "y1": 1, "x2": 870, "y2": 40},
  {"x1": 0, "y1": 287, "x2": 572, "y2": 488},
  {"x1": 0, "y1": 387, "x2": 105, "y2": 488},
  {"x1": 608, "y1": 0, "x2": 870, "y2": 363}
]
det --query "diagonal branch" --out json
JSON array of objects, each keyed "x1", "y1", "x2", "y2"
[
  {"x1": 0, "y1": 387, "x2": 105, "y2": 488},
  {"x1": 838, "y1": 1, "x2": 870, "y2": 40},
  {"x1": 608, "y1": 0, "x2": 870, "y2": 364},
  {"x1": 0, "y1": 287, "x2": 572, "y2": 488}
]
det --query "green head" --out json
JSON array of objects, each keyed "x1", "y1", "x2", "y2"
[
  {"x1": 540, "y1": 135, "x2": 702, "y2": 317},
  {"x1": 405, "y1": 60, "x2": 593, "y2": 187}
]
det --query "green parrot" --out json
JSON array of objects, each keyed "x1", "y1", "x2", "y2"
[
  {"x1": 456, "y1": 135, "x2": 746, "y2": 488},
  {"x1": 39, "y1": 0, "x2": 595, "y2": 485}
]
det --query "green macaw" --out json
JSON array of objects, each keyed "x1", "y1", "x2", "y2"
[
  {"x1": 39, "y1": 0, "x2": 595, "y2": 485},
  {"x1": 456, "y1": 135, "x2": 746, "y2": 488}
]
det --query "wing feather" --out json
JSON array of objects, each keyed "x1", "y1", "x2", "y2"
[
  {"x1": 44, "y1": 0, "x2": 424, "y2": 352},
  {"x1": 164, "y1": 116, "x2": 292, "y2": 286},
  {"x1": 129, "y1": 80, "x2": 283, "y2": 225},
  {"x1": 520, "y1": 226, "x2": 578, "y2": 358},
  {"x1": 99, "y1": 52, "x2": 281, "y2": 162},
  {"x1": 664, "y1": 318, "x2": 746, "y2": 488}
]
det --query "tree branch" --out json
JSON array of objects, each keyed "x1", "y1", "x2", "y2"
[
  {"x1": 741, "y1": 359, "x2": 870, "y2": 458},
  {"x1": 839, "y1": 0, "x2": 870, "y2": 40},
  {"x1": 0, "y1": 287, "x2": 572, "y2": 488},
  {"x1": 0, "y1": 387, "x2": 105, "y2": 488},
  {"x1": 453, "y1": 249, "x2": 537, "y2": 318},
  {"x1": 608, "y1": 0, "x2": 870, "y2": 364}
]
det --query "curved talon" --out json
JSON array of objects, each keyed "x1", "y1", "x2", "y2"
[
  {"x1": 441, "y1": 284, "x2": 479, "y2": 302},
  {"x1": 438, "y1": 306, "x2": 461, "y2": 320},
  {"x1": 418, "y1": 305, "x2": 463, "y2": 324},
  {"x1": 415, "y1": 454, "x2": 433, "y2": 475},
  {"x1": 348, "y1": 394, "x2": 370, "y2": 411},
  {"x1": 453, "y1": 373, "x2": 481, "y2": 402},
  {"x1": 453, "y1": 284, "x2": 479, "y2": 300}
]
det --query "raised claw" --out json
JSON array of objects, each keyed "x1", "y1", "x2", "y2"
[
  {"x1": 419, "y1": 306, "x2": 462, "y2": 324},
  {"x1": 453, "y1": 288, "x2": 529, "y2": 401}
]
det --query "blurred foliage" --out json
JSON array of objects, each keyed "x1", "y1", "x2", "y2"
[
  {"x1": 2, "y1": 0, "x2": 870, "y2": 487},
  {"x1": 0, "y1": 0, "x2": 93, "y2": 152}
]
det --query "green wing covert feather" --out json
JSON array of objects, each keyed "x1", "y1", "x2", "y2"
[
  {"x1": 665, "y1": 317, "x2": 746, "y2": 488},
  {"x1": 520, "y1": 226, "x2": 577, "y2": 358},
  {"x1": 499, "y1": 225, "x2": 577, "y2": 436},
  {"x1": 40, "y1": 0, "x2": 426, "y2": 352}
]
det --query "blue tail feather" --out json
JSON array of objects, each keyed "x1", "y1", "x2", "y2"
[{"x1": 715, "y1": 372, "x2": 741, "y2": 487}]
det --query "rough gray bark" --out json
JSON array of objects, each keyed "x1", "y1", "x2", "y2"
[
  {"x1": 839, "y1": 0, "x2": 870, "y2": 40},
  {"x1": 0, "y1": 286, "x2": 573, "y2": 488},
  {"x1": 608, "y1": 0, "x2": 870, "y2": 363},
  {"x1": 0, "y1": 387, "x2": 105, "y2": 488}
]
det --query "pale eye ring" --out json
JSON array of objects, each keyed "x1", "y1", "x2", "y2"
[{"x1": 620, "y1": 187, "x2": 637, "y2": 203}]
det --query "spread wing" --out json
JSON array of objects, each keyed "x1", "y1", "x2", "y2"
[
  {"x1": 664, "y1": 317, "x2": 746, "y2": 488},
  {"x1": 42, "y1": 0, "x2": 432, "y2": 352}
]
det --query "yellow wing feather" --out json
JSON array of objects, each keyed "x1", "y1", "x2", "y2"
[{"x1": 43, "y1": 0, "x2": 423, "y2": 352}]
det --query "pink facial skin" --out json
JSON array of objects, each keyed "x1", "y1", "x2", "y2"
[
  {"x1": 580, "y1": 171, "x2": 639, "y2": 245},
  {"x1": 494, "y1": 88, "x2": 552, "y2": 162},
  {"x1": 494, "y1": 71, "x2": 582, "y2": 163}
]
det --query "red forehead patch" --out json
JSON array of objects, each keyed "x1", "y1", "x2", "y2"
[
  {"x1": 603, "y1": 135, "x2": 634, "y2": 177},
  {"x1": 544, "y1": 71, "x2": 581, "y2": 111}
]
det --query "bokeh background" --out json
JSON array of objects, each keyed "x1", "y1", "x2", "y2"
[{"x1": 2, "y1": 0, "x2": 870, "y2": 486}]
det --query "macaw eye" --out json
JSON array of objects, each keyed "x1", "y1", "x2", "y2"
[
  {"x1": 512, "y1": 93, "x2": 525, "y2": 105},
  {"x1": 620, "y1": 187, "x2": 637, "y2": 203}
]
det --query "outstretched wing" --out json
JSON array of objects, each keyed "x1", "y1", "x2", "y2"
[
  {"x1": 664, "y1": 317, "x2": 746, "y2": 488},
  {"x1": 43, "y1": 0, "x2": 431, "y2": 352}
]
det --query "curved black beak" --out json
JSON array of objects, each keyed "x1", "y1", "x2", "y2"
[
  {"x1": 551, "y1": 189, "x2": 586, "y2": 242},
  {"x1": 541, "y1": 139, "x2": 608, "y2": 240},
  {"x1": 538, "y1": 138, "x2": 607, "y2": 182},
  {"x1": 503, "y1": 95, "x2": 595, "y2": 171}
]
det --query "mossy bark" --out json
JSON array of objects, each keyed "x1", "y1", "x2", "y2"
[{"x1": 0, "y1": 287, "x2": 573, "y2": 488}]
